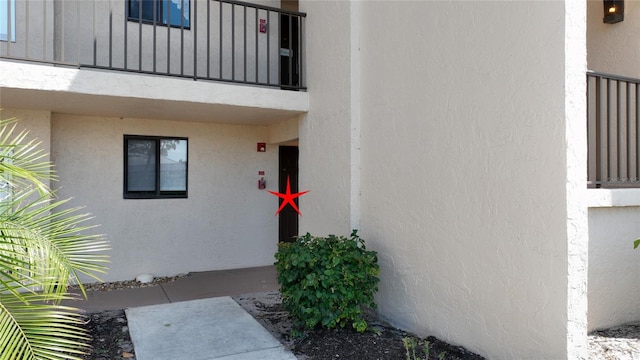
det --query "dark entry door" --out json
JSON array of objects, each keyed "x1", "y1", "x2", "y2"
[
  {"x1": 279, "y1": 146, "x2": 299, "y2": 242},
  {"x1": 280, "y1": 14, "x2": 300, "y2": 89}
]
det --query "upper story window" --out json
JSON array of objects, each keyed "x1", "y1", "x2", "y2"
[
  {"x1": 124, "y1": 135, "x2": 188, "y2": 199},
  {"x1": 128, "y1": 0, "x2": 191, "y2": 28},
  {"x1": 0, "y1": 0, "x2": 15, "y2": 42}
]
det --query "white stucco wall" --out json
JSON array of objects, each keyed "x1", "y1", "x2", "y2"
[
  {"x1": 297, "y1": 0, "x2": 352, "y2": 235},
  {"x1": 354, "y1": 2, "x2": 584, "y2": 359},
  {"x1": 0, "y1": 108, "x2": 53, "y2": 197},
  {"x1": 50, "y1": 114, "x2": 280, "y2": 282},
  {"x1": 0, "y1": 109, "x2": 51, "y2": 160},
  {"x1": 587, "y1": 0, "x2": 640, "y2": 77},
  {"x1": 588, "y1": 203, "x2": 640, "y2": 331},
  {"x1": 268, "y1": 116, "x2": 299, "y2": 144},
  {"x1": 585, "y1": 0, "x2": 640, "y2": 332}
]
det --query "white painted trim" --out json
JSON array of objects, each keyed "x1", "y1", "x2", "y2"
[{"x1": 587, "y1": 188, "x2": 640, "y2": 208}]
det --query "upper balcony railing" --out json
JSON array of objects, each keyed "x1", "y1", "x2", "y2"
[
  {"x1": 0, "y1": 0, "x2": 306, "y2": 90},
  {"x1": 587, "y1": 71, "x2": 640, "y2": 188}
]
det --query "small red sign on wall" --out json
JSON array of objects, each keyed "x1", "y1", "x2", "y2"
[
  {"x1": 257, "y1": 143, "x2": 266, "y2": 152},
  {"x1": 259, "y1": 19, "x2": 267, "y2": 33}
]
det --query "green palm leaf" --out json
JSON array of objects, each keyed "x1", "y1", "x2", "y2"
[
  {"x1": 0, "y1": 292, "x2": 89, "y2": 360},
  {"x1": 0, "y1": 114, "x2": 110, "y2": 359}
]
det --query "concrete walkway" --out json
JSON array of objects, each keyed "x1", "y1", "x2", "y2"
[
  {"x1": 65, "y1": 266, "x2": 297, "y2": 360},
  {"x1": 67, "y1": 265, "x2": 280, "y2": 312}
]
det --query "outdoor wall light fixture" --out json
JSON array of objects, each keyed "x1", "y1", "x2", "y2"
[{"x1": 603, "y1": 0, "x2": 624, "y2": 24}]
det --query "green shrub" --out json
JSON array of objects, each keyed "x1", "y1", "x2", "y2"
[{"x1": 274, "y1": 230, "x2": 380, "y2": 332}]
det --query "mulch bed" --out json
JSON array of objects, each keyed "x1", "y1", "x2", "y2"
[{"x1": 81, "y1": 289, "x2": 485, "y2": 360}]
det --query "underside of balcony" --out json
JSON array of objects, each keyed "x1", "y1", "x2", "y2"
[{"x1": 0, "y1": 60, "x2": 308, "y2": 125}]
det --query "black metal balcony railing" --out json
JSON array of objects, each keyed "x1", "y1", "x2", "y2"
[
  {"x1": 0, "y1": 0, "x2": 306, "y2": 90},
  {"x1": 587, "y1": 71, "x2": 640, "y2": 188}
]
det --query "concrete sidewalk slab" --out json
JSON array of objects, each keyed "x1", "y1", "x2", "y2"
[{"x1": 126, "y1": 296, "x2": 296, "y2": 360}]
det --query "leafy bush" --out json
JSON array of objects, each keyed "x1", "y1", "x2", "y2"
[{"x1": 274, "y1": 230, "x2": 379, "y2": 332}]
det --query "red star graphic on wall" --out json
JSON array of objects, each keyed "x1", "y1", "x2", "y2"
[{"x1": 268, "y1": 176, "x2": 309, "y2": 216}]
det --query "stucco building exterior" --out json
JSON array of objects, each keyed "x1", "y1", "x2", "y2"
[{"x1": 2, "y1": 0, "x2": 640, "y2": 359}]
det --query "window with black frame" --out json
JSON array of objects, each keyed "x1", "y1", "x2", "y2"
[
  {"x1": 128, "y1": 0, "x2": 190, "y2": 28},
  {"x1": 124, "y1": 135, "x2": 188, "y2": 199}
]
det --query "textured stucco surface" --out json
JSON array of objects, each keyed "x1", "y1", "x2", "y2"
[
  {"x1": 0, "y1": 109, "x2": 52, "y2": 160},
  {"x1": 565, "y1": 0, "x2": 589, "y2": 358},
  {"x1": 297, "y1": 0, "x2": 352, "y2": 236},
  {"x1": 0, "y1": 109, "x2": 52, "y2": 190},
  {"x1": 355, "y1": 2, "x2": 580, "y2": 359},
  {"x1": 589, "y1": 206, "x2": 640, "y2": 331},
  {"x1": 586, "y1": 0, "x2": 640, "y2": 335},
  {"x1": 50, "y1": 114, "x2": 279, "y2": 282},
  {"x1": 268, "y1": 116, "x2": 299, "y2": 144},
  {"x1": 587, "y1": 0, "x2": 640, "y2": 77}
]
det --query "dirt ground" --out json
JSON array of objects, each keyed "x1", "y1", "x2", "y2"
[{"x1": 234, "y1": 292, "x2": 485, "y2": 360}]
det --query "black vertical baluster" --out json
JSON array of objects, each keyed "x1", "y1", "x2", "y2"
[
  {"x1": 193, "y1": 0, "x2": 197, "y2": 79},
  {"x1": 617, "y1": 81, "x2": 623, "y2": 182},
  {"x1": 267, "y1": 10, "x2": 271, "y2": 85},
  {"x1": 594, "y1": 76, "x2": 601, "y2": 186},
  {"x1": 153, "y1": 0, "x2": 157, "y2": 72},
  {"x1": 627, "y1": 81, "x2": 632, "y2": 181},
  {"x1": 207, "y1": 0, "x2": 210, "y2": 78},
  {"x1": 219, "y1": 2, "x2": 223, "y2": 79},
  {"x1": 232, "y1": 4, "x2": 235, "y2": 80},
  {"x1": 110, "y1": 10, "x2": 113, "y2": 68},
  {"x1": 76, "y1": 2, "x2": 80, "y2": 66},
  {"x1": 93, "y1": 1, "x2": 97, "y2": 66},
  {"x1": 180, "y1": 0, "x2": 184, "y2": 76},
  {"x1": 243, "y1": 5, "x2": 246, "y2": 82},
  {"x1": 255, "y1": 9, "x2": 258, "y2": 84},
  {"x1": 637, "y1": 83, "x2": 640, "y2": 182},
  {"x1": 42, "y1": 0, "x2": 46, "y2": 60},
  {"x1": 167, "y1": 0, "x2": 171, "y2": 74},
  {"x1": 288, "y1": 15, "x2": 292, "y2": 86},
  {"x1": 138, "y1": 0, "x2": 142, "y2": 70},
  {"x1": 607, "y1": 79, "x2": 613, "y2": 183}
]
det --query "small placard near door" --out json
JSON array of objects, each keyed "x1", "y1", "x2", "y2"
[{"x1": 280, "y1": 48, "x2": 290, "y2": 57}]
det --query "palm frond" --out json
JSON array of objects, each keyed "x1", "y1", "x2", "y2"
[
  {"x1": 0, "y1": 292, "x2": 90, "y2": 360},
  {"x1": 0, "y1": 189, "x2": 109, "y2": 302},
  {"x1": 0, "y1": 114, "x2": 110, "y2": 359},
  {"x1": 0, "y1": 119, "x2": 55, "y2": 196}
]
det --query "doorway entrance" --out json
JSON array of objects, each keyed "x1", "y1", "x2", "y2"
[{"x1": 278, "y1": 146, "x2": 299, "y2": 242}]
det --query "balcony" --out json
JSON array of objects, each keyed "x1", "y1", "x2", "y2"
[
  {"x1": 587, "y1": 71, "x2": 640, "y2": 188},
  {"x1": 0, "y1": 0, "x2": 308, "y2": 125},
  {"x1": 1, "y1": 0, "x2": 305, "y2": 90}
]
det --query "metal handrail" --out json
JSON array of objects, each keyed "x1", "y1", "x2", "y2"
[
  {"x1": 587, "y1": 71, "x2": 640, "y2": 188},
  {"x1": 0, "y1": 0, "x2": 306, "y2": 90}
]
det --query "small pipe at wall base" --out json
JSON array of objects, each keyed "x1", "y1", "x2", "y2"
[{"x1": 136, "y1": 273, "x2": 154, "y2": 283}]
